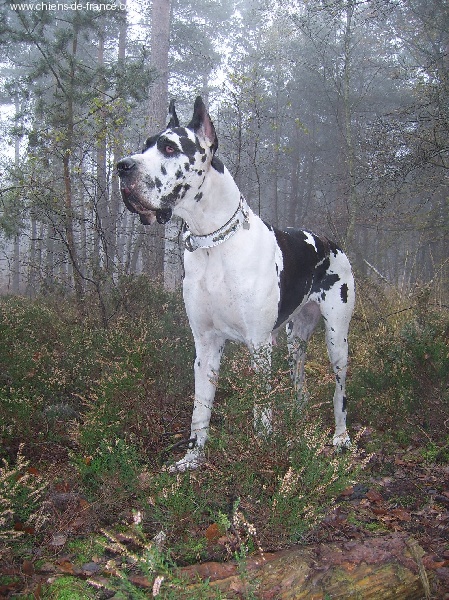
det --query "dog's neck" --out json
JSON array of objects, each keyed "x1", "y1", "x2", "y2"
[{"x1": 174, "y1": 166, "x2": 242, "y2": 237}]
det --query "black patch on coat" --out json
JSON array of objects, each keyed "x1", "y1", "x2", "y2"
[
  {"x1": 142, "y1": 134, "x2": 159, "y2": 152},
  {"x1": 340, "y1": 283, "x2": 348, "y2": 303},
  {"x1": 179, "y1": 136, "x2": 198, "y2": 158},
  {"x1": 272, "y1": 228, "x2": 342, "y2": 329},
  {"x1": 342, "y1": 396, "x2": 347, "y2": 412},
  {"x1": 143, "y1": 175, "x2": 156, "y2": 191},
  {"x1": 172, "y1": 127, "x2": 189, "y2": 138},
  {"x1": 161, "y1": 165, "x2": 167, "y2": 175},
  {"x1": 195, "y1": 137, "x2": 206, "y2": 154},
  {"x1": 156, "y1": 208, "x2": 172, "y2": 224},
  {"x1": 211, "y1": 156, "x2": 225, "y2": 173},
  {"x1": 313, "y1": 270, "x2": 340, "y2": 295},
  {"x1": 161, "y1": 183, "x2": 184, "y2": 207}
]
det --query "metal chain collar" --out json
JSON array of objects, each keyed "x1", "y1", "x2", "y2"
[{"x1": 182, "y1": 195, "x2": 250, "y2": 252}]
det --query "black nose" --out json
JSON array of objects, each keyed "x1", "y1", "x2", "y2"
[{"x1": 117, "y1": 157, "x2": 136, "y2": 176}]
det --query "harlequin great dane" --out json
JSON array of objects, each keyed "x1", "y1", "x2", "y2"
[{"x1": 117, "y1": 97, "x2": 355, "y2": 472}]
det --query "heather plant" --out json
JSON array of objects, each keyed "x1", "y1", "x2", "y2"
[
  {"x1": 112, "y1": 360, "x2": 367, "y2": 589},
  {"x1": 1, "y1": 279, "x2": 448, "y2": 598},
  {"x1": 347, "y1": 286, "x2": 449, "y2": 441},
  {"x1": 83, "y1": 525, "x2": 224, "y2": 599},
  {"x1": 0, "y1": 445, "x2": 48, "y2": 545},
  {"x1": 145, "y1": 343, "x2": 368, "y2": 552}
]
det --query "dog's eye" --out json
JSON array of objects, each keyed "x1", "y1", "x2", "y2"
[{"x1": 157, "y1": 137, "x2": 179, "y2": 156}]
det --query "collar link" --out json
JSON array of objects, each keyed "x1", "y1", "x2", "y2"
[{"x1": 183, "y1": 195, "x2": 250, "y2": 252}]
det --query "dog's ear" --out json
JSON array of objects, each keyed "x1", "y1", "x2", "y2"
[
  {"x1": 188, "y1": 96, "x2": 218, "y2": 154},
  {"x1": 167, "y1": 99, "x2": 179, "y2": 128}
]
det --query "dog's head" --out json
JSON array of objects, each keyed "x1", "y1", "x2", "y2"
[{"x1": 117, "y1": 97, "x2": 220, "y2": 225}]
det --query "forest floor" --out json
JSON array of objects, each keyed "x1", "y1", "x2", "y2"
[
  {"x1": 1, "y1": 288, "x2": 448, "y2": 598},
  {"x1": 1, "y1": 427, "x2": 448, "y2": 599}
]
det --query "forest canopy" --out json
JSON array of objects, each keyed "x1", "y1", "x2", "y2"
[{"x1": 0, "y1": 0, "x2": 447, "y2": 306}]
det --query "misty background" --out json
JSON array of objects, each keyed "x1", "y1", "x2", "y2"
[{"x1": 0, "y1": 0, "x2": 447, "y2": 320}]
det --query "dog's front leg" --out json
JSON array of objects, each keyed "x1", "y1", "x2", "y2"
[
  {"x1": 170, "y1": 333, "x2": 225, "y2": 472},
  {"x1": 251, "y1": 341, "x2": 273, "y2": 436}
]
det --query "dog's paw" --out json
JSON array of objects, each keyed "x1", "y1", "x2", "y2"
[
  {"x1": 332, "y1": 431, "x2": 351, "y2": 451},
  {"x1": 167, "y1": 450, "x2": 205, "y2": 473}
]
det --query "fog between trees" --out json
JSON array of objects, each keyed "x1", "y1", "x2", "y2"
[{"x1": 0, "y1": 0, "x2": 447, "y2": 310}]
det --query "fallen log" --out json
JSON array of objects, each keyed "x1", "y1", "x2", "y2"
[{"x1": 179, "y1": 534, "x2": 431, "y2": 599}]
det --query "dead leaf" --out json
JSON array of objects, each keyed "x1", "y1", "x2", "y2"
[
  {"x1": 81, "y1": 562, "x2": 100, "y2": 575},
  {"x1": 14, "y1": 522, "x2": 35, "y2": 535},
  {"x1": 181, "y1": 560, "x2": 238, "y2": 583},
  {"x1": 22, "y1": 560, "x2": 34, "y2": 576},
  {"x1": 366, "y1": 489, "x2": 384, "y2": 503},
  {"x1": 205, "y1": 523, "x2": 222, "y2": 544},
  {"x1": 372, "y1": 507, "x2": 388, "y2": 515},
  {"x1": 57, "y1": 560, "x2": 75, "y2": 574},
  {"x1": 33, "y1": 581, "x2": 42, "y2": 599},
  {"x1": 27, "y1": 466, "x2": 40, "y2": 476},
  {"x1": 129, "y1": 575, "x2": 152, "y2": 589},
  {"x1": 391, "y1": 508, "x2": 412, "y2": 521},
  {"x1": 115, "y1": 531, "x2": 138, "y2": 544}
]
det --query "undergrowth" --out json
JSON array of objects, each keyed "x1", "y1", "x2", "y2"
[{"x1": 0, "y1": 276, "x2": 448, "y2": 597}]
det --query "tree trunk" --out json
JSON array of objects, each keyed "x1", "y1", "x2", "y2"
[
  {"x1": 12, "y1": 96, "x2": 21, "y2": 293},
  {"x1": 112, "y1": 0, "x2": 128, "y2": 273},
  {"x1": 147, "y1": 0, "x2": 171, "y2": 134},
  {"x1": 27, "y1": 214, "x2": 38, "y2": 298},
  {"x1": 342, "y1": 0, "x2": 358, "y2": 252},
  {"x1": 179, "y1": 535, "x2": 431, "y2": 599},
  {"x1": 143, "y1": 0, "x2": 172, "y2": 281},
  {"x1": 95, "y1": 29, "x2": 111, "y2": 272},
  {"x1": 62, "y1": 26, "x2": 84, "y2": 312},
  {"x1": 12, "y1": 235, "x2": 20, "y2": 293}
]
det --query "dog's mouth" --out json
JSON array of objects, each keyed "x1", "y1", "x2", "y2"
[{"x1": 120, "y1": 186, "x2": 172, "y2": 225}]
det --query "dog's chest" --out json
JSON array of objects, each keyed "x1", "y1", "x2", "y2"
[{"x1": 183, "y1": 233, "x2": 281, "y2": 343}]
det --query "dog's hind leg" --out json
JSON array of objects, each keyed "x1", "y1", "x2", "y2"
[
  {"x1": 320, "y1": 290, "x2": 354, "y2": 449},
  {"x1": 286, "y1": 301, "x2": 322, "y2": 406},
  {"x1": 170, "y1": 332, "x2": 225, "y2": 472}
]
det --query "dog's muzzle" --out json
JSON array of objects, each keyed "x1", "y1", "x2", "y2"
[
  {"x1": 117, "y1": 156, "x2": 136, "y2": 176},
  {"x1": 116, "y1": 158, "x2": 172, "y2": 225}
]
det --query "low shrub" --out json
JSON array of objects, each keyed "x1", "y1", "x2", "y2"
[
  {"x1": 0, "y1": 444, "x2": 48, "y2": 543},
  {"x1": 349, "y1": 304, "x2": 449, "y2": 439},
  {"x1": 3, "y1": 277, "x2": 447, "y2": 592}
]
